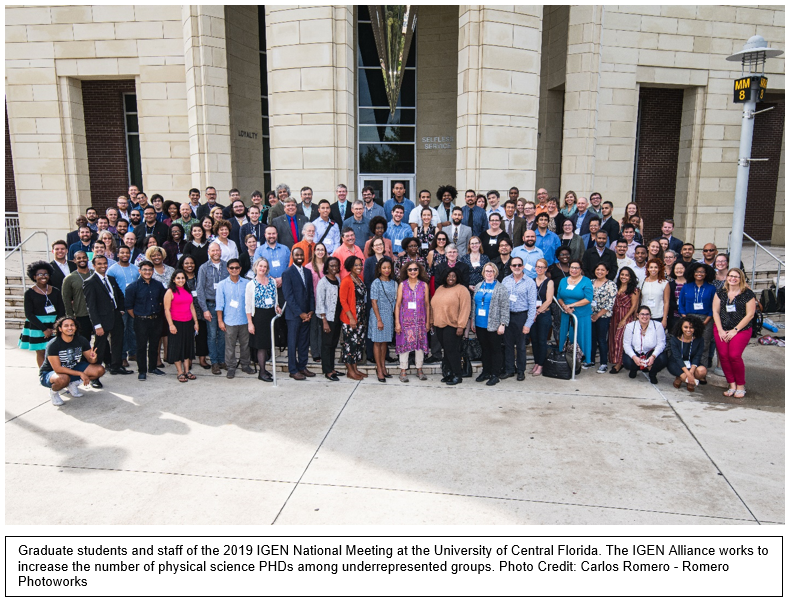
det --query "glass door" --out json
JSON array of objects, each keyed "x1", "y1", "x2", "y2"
[{"x1": 358, "y1": 175, "x2": 416, "y2": 205}]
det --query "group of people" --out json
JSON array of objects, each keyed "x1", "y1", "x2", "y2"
[{"x1": 23, "y1": 182, "x2": 757, "y2": 405}]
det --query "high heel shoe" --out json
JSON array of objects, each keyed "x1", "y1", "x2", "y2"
[{"x1": 377, "y1": 375, "x2": 386, "y2": 383}]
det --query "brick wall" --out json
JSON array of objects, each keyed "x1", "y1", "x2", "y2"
[
  {"x1": 82, "y1": 80, "x2": 137, "y2": 212},
  {"x1": 5, "y1": 101, "x2": 17, "y2": 213},
  {"x1": 746, "y1": 97, "x2": 785, "y2": 241},
  {"x1": 633, "y1": 88, "x2": 684, "y2": 241}
]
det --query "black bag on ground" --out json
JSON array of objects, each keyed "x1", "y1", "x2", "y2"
[
  {"x1": 463, "y1": 336, "x2": 482, "y2": 361},
  {"x1": 542, "y1": 348, "x2": 573, "y2": 380},
  {"x1": 752, "y1": 309, "x2": 764, "y2": 338},
  {"x1": 563, "y1": 340, "x2": 583, "y2": 375},
  {"x1": 760, "y1": 288, "x2": 778, "y2": 314},
  {"x1": 776, "y1": 286, "x2": 784, "y2": 312}
]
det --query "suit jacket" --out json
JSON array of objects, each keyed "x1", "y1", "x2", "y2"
[
  {"x1": 267, "y1": 201, "x2": 285, "y2": 225},
  {"x1": 281, "y1": 264, "x2": 315, "y2": 321},
  {"x1": 296, "y1": 203, "x2": 320, "y2": 222},
  {"x1": 272, "y1": 213, "x2": 308, "y2": 249},
  {"x1": 600, "y1": 217, "x2": 621, "y2": 244},
  {"x1": 133, "y1": 221, "x2": 169, "y2": 247},
  {"x1": 582, "y1": 246, "x2": 618, "y2": 281},
  {"x1": 196, "y1": 202, "x2": 225, "y2": 221},
  {"x1": 460, "y1": 205, "x2": 487, "y2": 238},
  {"x1": 667, "y1": 235, "x2": 683, "y2": 254},
  {"x1": 49, "y1": 260, "x2": 76, "y2": 290},
  {"x1": 329, "y1": 201, "x2": 354, "y2": 227},
  {"x1": 442, "y1": 223, "x2": 473, "y2": 254},
  {"x1": 502, "y1": 215, "x2": 526, "y2": 247},
  {"x1": 83, "y1": 272, "x2": 124, "y2": 331}
]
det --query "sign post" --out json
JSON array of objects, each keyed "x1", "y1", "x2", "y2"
[{"x1": 725, "y1": 36, "x2": 782, "y2": 270}]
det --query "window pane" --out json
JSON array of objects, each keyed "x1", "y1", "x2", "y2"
[
  {"x1": 362, "y1": 179, "x2": 384, "y2": 204},
  {"x1": 125, "y1": 114, "x2": 138, "y2": 133},
  {"x1": 359, "y1": 126, "x2": 415, "y2": 143},
  {"x1": 258, "y1": 7, "x2": 267, "y2": 51},
  {"x1": 359, "y1": 107, "x2": 416, "y2": 126},
  {"x1": 261, "y1": 97, "x2": 269, "y2": 117},
  {"x1": 358, "y1": 68, "x2": 388, "y2": 108},
  {"x1": 358, "y1": 5, "x2": 370, "y2": 21},
  {"x1": 359, "y1": 144, "x2": 414, "y2": 174},
  {"x1": 262, "y1": 135, "x2": 271, "y2": 172},
  {"x1": 357, "y1": 23, "x2": 379, "y2": 67},
  {"x1": 127, "y1": 135, "x2": 142, "y2": 189},
  {"x1": 400, "y1": 69, "x2": 415, "y2": 107},
  {"x1": 406, "y1": 31, "x2": 416, "y2": 68},
  {"x1": 124, "y1": 94, "x2": 137, "y2": 113}
]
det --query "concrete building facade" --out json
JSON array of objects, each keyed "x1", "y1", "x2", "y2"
[{"x1": 5, "y1": 5, "x2": 785, "y2": 246}]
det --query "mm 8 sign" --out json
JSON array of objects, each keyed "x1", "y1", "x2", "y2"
[{"x1": 733, "y1": 75, "x2": 769, "y2": 103}]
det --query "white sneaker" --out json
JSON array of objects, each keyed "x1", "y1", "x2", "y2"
[
  {"x1": 50, "y1": 390, "x2": 65, "y2": 406},
  {"x1": 597, "y1": 364, "x2": 608, "y2": 374},
  {"x1": 67, "y1": 381, "x2": 84, "y2": 398}
]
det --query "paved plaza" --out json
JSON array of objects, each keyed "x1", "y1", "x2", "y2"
[{"x1": 4, "y1": 329, "x2": 784, "y2": 526}]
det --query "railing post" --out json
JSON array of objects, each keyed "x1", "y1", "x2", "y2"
[
  {"x1": 20, "y1": 247, "x2": 25, "y2": 290},
  {"x1": 752, "y1": 242, "x2": 757, "y2": 289},
  {"x1": 270, "y1": 301, "x2": 287, "y2": 386}
]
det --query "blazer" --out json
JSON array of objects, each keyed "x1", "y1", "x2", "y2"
[
  {"x1": 339, "y1": 275, "x2": 361, "y2": 324},
  {"x1": 442, "y1": 223, "x2": 473, "y2": 254},
  {"x1": 600, "y1": 216, "x2": 622, "y2": 244},
  {"x1": 281, "y1": 264, "x2": 315, "y2": 321},
  {"x1": 582, "y1": 246, "x2": 618, "y2": 281},
  {"x1": 83, "y1": 272, "x2": 124, "y2": 331},
  {"x1": 315, "y1": 276, "x2": 341, "y2": 321},
  {"x1": 470, "y1": 281, "x2": 511, "y2": 332},
  {"x1": 133, "y1": 221, "x2": 169, "y2": 247},
  {"x1": 49, "y1": 260, "x2": 76, "y2": 290},
  {"x1": 272, "y1": 213, "x2": 308, "y2": 249},
  {"x1": 196, "y1": 202, "x2": 225, "y2": 221},
  {"x1": 501, "y1": 215, "x2": 526, "y2": 247},
  {"x1": 668, "y1": 335, "x2": 704, "y2": 368},
  {"x1": 329, "y1": 201, "x2": 354, "y2": 227},
  {"x1": 667, "y1": 235, "x2": 683, "y2": 254}
]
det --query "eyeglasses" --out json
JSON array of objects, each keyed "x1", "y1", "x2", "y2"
[
  {"x1": 228, "y1": 266, "x2": 241, "y2": 271},
  {"x1": 407, "y1": 268, "x2": 419, "y2": 272},
  {"x1": 703, "y1": 248, "x2": 716, "y2": 253},
  {"x1": 34, "y1": 273, "x2": 49, "y2": 278},
  {"x1": 510, "y1": 263, "x2": 523, "y2": 268}
]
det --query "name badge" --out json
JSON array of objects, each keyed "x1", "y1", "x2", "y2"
[
  {"x1": 646, "y1": 300, "x2": 655, "y2": 306},
  {"x1": 478, "y1": 308, "x2": 486, "y2": 316},
  {"x1": 395, "y1": 239, "x2": 402, "y2": 247},
  {"x1": 44, "y1": 304, "x2": 56, "y2": 314},
  {"x1": 421, "y1": 243, "x2": 429, "y2": 249},
  {"x1": 693, "y1": 302, "x2": 704, "y2": 310},
  {"x1": 265, "y1": 297, "x2": 273, "y2": 306},
  {"x1": 683, "y1": 361, "x2": 691, "y2": 369},
  {"x1": 566, "y1": 284, "x2": 575, "y2": 290},
  {"x1": 726, "y1": 304, "x2": 737, "y2": 313},
  {"x1": 213, "y1": 283, "x2": 219, "y2": 289},
  {"x1": 489, "y1": 238, "x2": 497, "y2": 245},
  {"x1": 408, "y1": 301, "x2": 417, "y2": 310},
  {"x1": 472, "y1": 262, "x2": 480, "y2": 268},
  {"x1": 509, "y1": 295, "x2": 517, "y2": 302},
  {"x1": 191, "y1": 291, "x2": 198, "y2": 297},
  {"x1": 525, "y1": 264, "x2": 532, "y2": 272},
  {"x1": 230, "y1": 300, "x2": 239, "y2": 308},
  {"x1": 272, "y1": 260, "x2": 281, "y2": 268}
]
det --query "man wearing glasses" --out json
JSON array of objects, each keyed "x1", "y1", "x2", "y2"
[
  {"x1": 215, "y1": 258, "x2": 255, "y2": 379},
  {"x1": 500, "y1": 258, "x2": 537, "y2": 381},
  {"x1": 698, "y1": 244, "x2": 718, "y2": 267}
]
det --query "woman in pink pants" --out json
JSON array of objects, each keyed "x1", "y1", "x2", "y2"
[{"x1": 712, "y1": 269, "x2": 756, "y2": 399}]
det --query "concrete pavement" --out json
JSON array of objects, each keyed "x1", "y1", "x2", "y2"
[{"x1": 4, "y1": 329, "x2": 784, "y2": 525}]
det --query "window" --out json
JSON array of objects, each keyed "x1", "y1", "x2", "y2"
[
  {"x1": 259, "y1": 7, "x2": 271, "y2": 193},
  {"x1": 123, "y1": 93, "x2": 142, "y2": 188},
  {"x1": 357, "y1": 6, "x2": 416, "y2": 174}
]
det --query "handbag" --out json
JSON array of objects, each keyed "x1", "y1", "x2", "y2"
[
  {"x1": 563, "y1": 339, "x2": 583, "y2": 375},
  {"x1": 463, "y1": 336, "x2": 482, "y2": 362},
  {"x1": 542, "y1": 348, "x2": 572, "y2": 380},
  {"x1": 460, "y1": 349, "x2": 473, "y2": 378}
]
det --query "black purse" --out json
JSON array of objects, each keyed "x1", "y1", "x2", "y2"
[{"x1": 463, "y1": 336, "x2": 482, "y2": 361}]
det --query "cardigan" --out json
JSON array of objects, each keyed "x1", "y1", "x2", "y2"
[
  {"x1": 315, "y1": 276, "x2": 341, "y2": 321},
  {"x1": 469, "y1": 281, "x2": 511, "y2": 332},
  {"x1": 244, "y1": 276, "x2": 277, "y2": 315},
  {"x1": 339, "y1": 275, "x2": 362, "y2": 324}
]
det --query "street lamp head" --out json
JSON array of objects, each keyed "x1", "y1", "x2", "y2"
[{"x1": 727, "y1": 35, "x2": 783, "y2": 72}]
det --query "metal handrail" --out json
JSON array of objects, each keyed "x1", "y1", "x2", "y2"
[
  {"x1": 270, "y1": 300, "x2": 287, "y2": 386},
  {"x1": 552, "y1": 296, "x2": 578, "y2": 381},
  {"x1": 727, "y1": 231, "x2": 785, "y2": 295},
  {"x1": 4, "y1": 230, "x2": 51, "y2": 291}
]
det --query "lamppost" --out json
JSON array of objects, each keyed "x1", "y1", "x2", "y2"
[{"x1": 725, "y1": 36, "x2": 782, "y2": 269}]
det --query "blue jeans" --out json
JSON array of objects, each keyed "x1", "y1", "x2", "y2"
[
  {"x1": 591, "y1": 316, "x2": 611, "y2": 365},
  {"x1": 122, "y1": 311, "x2": 137, "y2": 357},
  {"x1": 205, "y1": 300, "x2": 225, "y2": 364},
  {"x1": 529, "y1": 310, "x2": 552, "y2": 365}
]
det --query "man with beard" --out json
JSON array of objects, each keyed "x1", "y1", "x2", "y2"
[
  {"x1": 281, "y1": 247, "x2": 316, "y2": 380},
  {"x1": 442, "y1": 207, "x2": 471, "y2": 253},
  {"x1": 461, "y1": 188, "x2": 487, "y2": 237},
  {"x1": 61, "y1": 251, "x2": 94, "y2": 340},
  {"x1": 196, "y1": 186, "x2": 224, "y2": 220},
  {"x1": 129, "y1": 208, "x2": 142, "y2": 228},
  {"x1": 68, "y1": 226, "x2": 94, "y2": 261},
  {"x1": 134, "y1": 206, "x2": 168, "y2": 247},
  {"x1": 511, "y1": 230, "x2": 545, "y2": 279},
  {"x1": 582, "y1": 230, "x2": 618, "y2": 280}
]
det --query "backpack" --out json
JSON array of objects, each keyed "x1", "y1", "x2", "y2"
[{"x1": 759, "y1": 288, "x2": 778, "y2": 314}]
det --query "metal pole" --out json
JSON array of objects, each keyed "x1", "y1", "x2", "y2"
[
  {"x1": 752, "y1": 242, "x2": 758, "y2": 289},
  {"x1": 270, "y1": 301, "x2": 286, "y2": 387},
  {"x1": 728, "y1": 79, "x2": 758, "y2": 271}
]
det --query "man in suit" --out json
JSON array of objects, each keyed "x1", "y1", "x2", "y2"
[
  {"x1": 581, "y1": 217, "x2": 609, "y2": 250},
  {"x1": 281, "y1": 247, "x2": 316, "y2": 380},
  {"x1": 329, "y1": 183, "x2": 354, "y2": 226},
  {"x1": 582, "y1": 230, "x2": 619, "y2": 280},
  {"x1": 133, "y1": 206, "x2": 168, "y2": 246},
  {"x1": 49, "y1": 240, "x2": 76, "y2": 290},
  {"x1": 83, "y1": 254, "x2": 132, "y2": 383},
  {"x1": 196, "y1": 186, "x2": 224, "y2": 220},
  {"x1": 502, "y1": 200, "x2": 526, "y2": 246},
  {"x1": 572, "y1": 197, "x2": 599, "y2": 236},
  {"x1": 297, "y1": 186, "x2": 320, "y2": 221},
  {"x1": 272, "y1": 198, "x2": 308, "y2": 249},
  {"x1": 660, "y1": 219, "x2": 683, "y2": 254},
  {"x1": 66, "y1": 215, "x2": 95, "y2": 248},
  {"x1": 442, "y1": 207, "x2": 472, "y2": 254},
  {"x1": 599, "y1": 201, "x2": 621, "y2": 244}
]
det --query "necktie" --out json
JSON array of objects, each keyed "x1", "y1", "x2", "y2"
[
  {"x1": 507, "y1": 220, "x2": 513, "y2": 238},
  {"x1": 103, "y1": 277, "x2": 116, "y2": 308},
  {"x1": 453, "y1": 227, "x2": 459, "y2": 244},
  {"x1": 289, "y1": 216, "x2": 298, "y2": 244},
  {"x1": 466, "y1": 208, "x2": 473, "y2": 228}
]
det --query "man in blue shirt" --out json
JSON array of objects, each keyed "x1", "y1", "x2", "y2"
[
  {"x1": 501, "y1": 258, "x2": 537, "y2": 381},
  {"x1": 385, "y1": 205, "x2": 413, "y2": 256},
  {"x1": 383, "y1": 181, "x2": 414, "y2": 221},
  {"x1": 196, "y1": 242, "x2": 229, "y2": 374},
  {"x1": 361, "y1": 186, "x2": 386, "y2": 223},
  {"x1": 215, "y1": 257, "x2": 255, "y2": 379},
  {"x1": 534, "y1": 213, "x2": 561, "y2": 263},
  {"x1": 312, "y1": 200, "x2": 341, "y2": 254},
  {"x1": 254, "y1": 226, "x2": 291, "y2": 284},
  {"x1": 107, "y1": 245, "x2": 140, "y2": 366},
  {"x1": 461, "y1": 189, "x2": 487, "y2": 237},
  {"x1": 124, "y1": 260, "x2": 165, "y2": 380},
  {"x1": 68, "y1": 227, "x2": 94, "y2": 261},
  {"x1": 342, "y1": 201, "x2": 372, "y2": 249},
  {"x1": 511, "y1": 231, "x2": 545, "y2": 279}
]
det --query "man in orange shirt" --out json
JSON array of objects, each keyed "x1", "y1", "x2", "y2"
[
  {"x1": 290, "y1": 223, "x2": 316, "y2": 266},
  {"x1": 332, "y1": 227, "x2": 364, "y2": 280}
]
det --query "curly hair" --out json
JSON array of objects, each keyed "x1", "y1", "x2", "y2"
[
  {"x1": 27, "y1": 261, "x2": 52, "y2": 281},
  {"x1": 369, "y1": 215, "x2": 388, "y2": 235},
  {"x1": 212, "y1": 219, "x2": 232, "y2": 235},
  {"x1": 672, "y1": 315, "x2": 704, "y2": 339},
  {"x1": 343, "y1": 254, "x2": 363, "y2": 273},
  {"x1": 399, "y1": 260, "x2": 428, "y2": 282},
  {"x1": 436, "y1": 184, "x2": 458, "y2": 202},
  {"x1": 684, "y1": 262, "x2": 716, "y2": 283},
  {"x1": 53, "y1": 315, "x2": 78, "y2": 334}
]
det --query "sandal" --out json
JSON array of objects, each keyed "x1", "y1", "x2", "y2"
[
  {"x1": 399, "y1": 371, "x2": 409, "y2": 383},
  {"x1": 733, "y1": 389, "x2": 746, "y2": 399},
  {"x1": 723, "y1": 388, "x2": 736, "y2": 397},
  {"x1": 177, "y1": 374, "x2": 188, "y2": 383},
  {"x1": 186, "y1": 372, "x2": 196, "y2": 380},
  {"x1": 416, "y1": 369, "x2": 427, "y2": 381}
]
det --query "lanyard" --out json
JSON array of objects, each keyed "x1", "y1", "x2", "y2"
[
  {"x1": 35, "y1": 285, "x2": 53, "y2": 308},
  {"x1": 479, "y1": 284, "x2": 494, "y2": 307},
  {"x1": 694, "y1": 285, "x2": 704, "y2": 305}
]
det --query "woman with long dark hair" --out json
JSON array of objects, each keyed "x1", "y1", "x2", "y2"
[
  {"x1": 164, "y1": 269, "x2": 199, "y2": 382},
  {"x1": 608, "y1": 266, "x2": 640, "y2": 374},
  {"x1": 178, "y1": 254, "x2": 210, "y2": 369}
]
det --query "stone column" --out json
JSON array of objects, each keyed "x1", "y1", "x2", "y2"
[
  {"x1": 457, "y1": 6, "x2": 543, "y2": 195},
  {"x1": 183, "y1": 5, "x2": 233, "y2": 193},
  {"x1": 265, "y1": 5, "x2": 355, "y2": 201}
]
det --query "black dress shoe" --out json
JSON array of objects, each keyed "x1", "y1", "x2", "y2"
[
  {"x1": 447, "y1": 376, "x2": 462, "y2": 385},
  {"x1": 475, "y1": 372, "x2": 489, "y2": 383},
  {"x1": 325, "y1": 373, "x2": 340, "y2": 382},
  {"x1": 90, "y1": 379, "x2": 103, "y2": 389},
  {"x1": 138, "y1": 373, "x2": 146, "y2": 381},
  {"x1": 486, "y1": 376, "x2": 500, "y2": 386},
  {"x1": 424, "y1": 355, "x2": 441, "y2": 364},
  {"x1": 628, "y1": 369, "x2": 638, "y2": 379},
  {"x1": 111, "y1": 367, "x2": 133, "y2": 375},
  {"x1": 516, "y1": 372, "x2": 525, "y2": 381},
  {"x1": 333, "y1": 370, "x2": 345, "y2": 377},
  {"x1": 258, "y1": 372, "x2": 273, "y2": 383},
  {"x1": 384, "y1": 372, "x2": 392, "y2": 378},
  {"x1": 499, "y1": 372, "x2": 515, "y2": 380},
  {"x1": 151, "y1": 368, "x2": 166, "y2": 376},
  {"x1": 157, "y1": 363, "x2": 165, "y2": 369},
  {"x1": 440, "y1": 376, "x2": 451, "y2": 383}
]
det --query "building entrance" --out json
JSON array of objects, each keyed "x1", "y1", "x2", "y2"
[{"x1": 358, "y1": 175, "x2": 416, "y2": 206}]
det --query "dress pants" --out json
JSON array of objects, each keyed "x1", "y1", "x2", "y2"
[
  {"x1": 286, "y1": 317, "x2": 310, "y2": 374},
  {"x1": 436, "y1": 326, "x2": 462, "y2": 378},
  {"x1": 205, "y1": 299, "x2": 225, "y2": 364},
  {"x1": 134, "y1": 315, "x2": 162, "y2": 374},
  {"x1": 321, "y1": 319, "x2": 342, "y2": 374},
  {"x1": 224, "y1": 323, "x2": 251, "y2": 369},
  {"x1": 310, "y1": 313, "x2": 323, "y2": 359},
  {"x1": 503, "y1": 310, "x2": 528, "y2": 373},
  {"x1": 76, "y1": 315, "x2": 93, "y2": 343},
  {"x1": 94, "y1": 310, "x2": 124, "y2": 370},
  {"x1": 122, "y1": 311, "x2": 137, "y2": 357},
  {"x1": 477, "y1": 328, "x2": 503, "y2": 377}
]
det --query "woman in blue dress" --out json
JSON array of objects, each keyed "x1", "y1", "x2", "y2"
[
  {"x1": 557, "y1": 260, "x2": 594, "y2": 365},
  {"x1": 368, "y1": 257, "x2": 397, "y2": 382}
]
